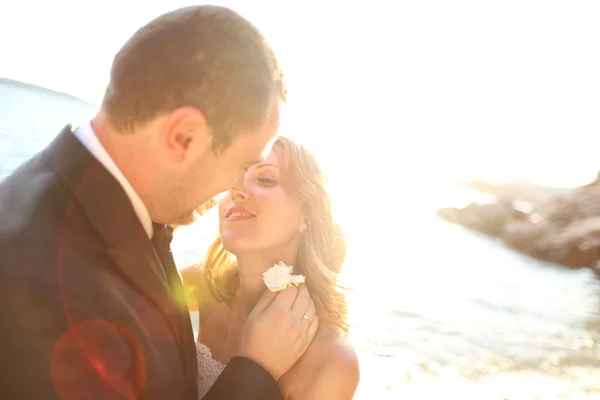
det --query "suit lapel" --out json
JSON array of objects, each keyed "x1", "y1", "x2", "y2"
[
  {"x1": 45, "y1": 125, "x2": 190, "y2": 370},
  {"x1": 169, "y1": 273, "x2": 198, "y2": 398},
  {"x1": 150, "y1": 224, "x2": 198, "y2": 395}
]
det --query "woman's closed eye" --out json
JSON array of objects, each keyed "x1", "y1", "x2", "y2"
[{"x1": 257, "y1": 176, "x2": 278, "y2": 186}]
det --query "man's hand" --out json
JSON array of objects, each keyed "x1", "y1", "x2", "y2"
[{"x1": 237, "y1": 284, "x2": 318, "y2": 381}]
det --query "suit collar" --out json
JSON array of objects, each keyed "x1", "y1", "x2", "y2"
[
  {"x1": 45, "y1": 124, "x2": 148, "y2": 249},
  {"x1": 74, "y1": 121, "x2": 154, "y2": 238},
  {"x1": 43, "y1": 125, "x2": 197, "y2": 398},
  {"x1": 44, "y1": 125, "x2": 182, "y2": 338}
]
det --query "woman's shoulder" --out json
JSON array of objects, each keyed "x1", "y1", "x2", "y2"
[
  {"x1": 309, "y1": 325, "x2": 359, "y2": 374},
  {"x1": 180, "y1": 263, "x2": 204, "y2": 285},
  {"x1": 180, "y1": 263, "x2": 205, "y2": 312},
  {"x1": 282, "y1": 324, "x2": 359, "y2": 398},
  {"x1": 180, "y1": 263, "x2": 224, "y2": 312}
]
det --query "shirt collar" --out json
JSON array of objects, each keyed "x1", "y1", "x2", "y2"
[{"x1": 73, "y1": 121, "x2": 154, "y2": 238}]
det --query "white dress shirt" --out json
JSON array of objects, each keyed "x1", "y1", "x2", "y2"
[{"x1": 73, "y1": 121, "x2": 154, "y2": 238}]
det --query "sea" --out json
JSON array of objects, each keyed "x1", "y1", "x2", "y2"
[{"x1": 2, "y1": 79, "x2": 600, "y2": 399}]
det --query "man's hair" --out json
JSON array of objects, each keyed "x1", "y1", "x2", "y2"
[{"x1": 101, "y1": 5, "x2": 286, "y2": 150}]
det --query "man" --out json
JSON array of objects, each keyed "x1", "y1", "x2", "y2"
[{"x1": 0, "y1": 5, "x2": 318, "y2": 400}]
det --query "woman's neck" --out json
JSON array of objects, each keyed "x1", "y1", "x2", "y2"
[{"x1": 235, "y1": 251, "x2": 297, "y2": 315}]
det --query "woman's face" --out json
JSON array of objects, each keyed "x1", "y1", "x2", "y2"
[{"x1": 219, "y1": 150, "x2": 305, "y2": 256}]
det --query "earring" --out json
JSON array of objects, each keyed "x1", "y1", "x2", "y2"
[{"x1": 300, "y1": 222, "x2": 307, "y2": 233}]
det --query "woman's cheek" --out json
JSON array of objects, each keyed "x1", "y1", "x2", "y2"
[{"x1": 218, "y1": 201, "x2": 228, "y2": 218}]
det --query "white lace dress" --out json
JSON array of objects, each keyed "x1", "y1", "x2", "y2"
[{"x1": 196, "y1": 342, "x2": 226, "y2": 399}]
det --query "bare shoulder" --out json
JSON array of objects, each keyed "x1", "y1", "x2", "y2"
[
  {"x1": 310, "y1": 325, "x2": 358, "y2": 371},
  {"x1": 179, "y1": 263, "x2": 205, "y2": 312},
  {"x1": 282, "y1": 324, "x2": 359, "y2": 399},
  {"x1": 180, "y1": 264, "x2": 230, "y2": 346},
  {"x1": 180, "y1": 263, "x2": 225, "y2": 310},
  {"x1": 179, "y1": 263, "x2": 204, "y2": 285},
  {"x1": 180, "y1": 263, "x2": 229, "y2": 313}
]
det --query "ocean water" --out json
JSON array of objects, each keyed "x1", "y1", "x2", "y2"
[{"x1": 2, "y1": 79, "x2": 600, "y2": 399}]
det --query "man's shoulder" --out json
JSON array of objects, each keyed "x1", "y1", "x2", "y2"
[
  {"x1": 0, "y1": 124, "x2": 89, "y2": 230},
  {"x1": 0, "y1": 153, "x2": 69, "y2": 234},
  {"x1": 0, "y1": 152, "x2": 92, "y2": 278}
]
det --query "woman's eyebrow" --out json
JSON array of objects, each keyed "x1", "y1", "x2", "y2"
[{"x1": 254, "y1": 163, "x2": 279, "y2": 169}]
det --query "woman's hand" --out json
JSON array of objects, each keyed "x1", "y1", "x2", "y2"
[{"x1": 237, "y1": 285, "x2": 319, "y2": 381}]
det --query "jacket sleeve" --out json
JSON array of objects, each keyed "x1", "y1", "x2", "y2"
[
  {"x1": 201, "y1": 356, "x2": 283, "y2": 400},
  {"x1": 0, "y1": 271, "x2": 146, "y2": 400}
]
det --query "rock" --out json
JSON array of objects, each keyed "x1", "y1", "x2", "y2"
[
  {"x1": 437, "y1": 182, "x2": 600, "y2": 273},
  {"x1": 437, "y1": 200, "x2": 527, "y2": 238},
  {"x1": 503, "y1": 192, "x2": 600, "y2": 268},
  {"x1": 592, "y1": 262, "x2": 600, "y2": 278}
]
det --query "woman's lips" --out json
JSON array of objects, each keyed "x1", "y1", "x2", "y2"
[
  {"x1": 225, "y1": 205, "x2": 256, "y2": 221},
  {"x1": 226, "y1": 212, "x2": 255, "y2": 221}
]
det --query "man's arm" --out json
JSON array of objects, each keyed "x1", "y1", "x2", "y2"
[
  {"x1": 0, "y1": 272, "x2": 148, "y2": 400},
  {"x1": 202, "y1": 357, "x2": 283, "y2": 400},
  {"x1": 0, "y1": 254, "x2": 197, "y2": 400}
]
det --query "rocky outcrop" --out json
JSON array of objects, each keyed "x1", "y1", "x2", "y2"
[
  {"x1": 437, "y1": 200, "x2": 528, "y2": 237},
  {"x1": 437, "y1": 185, "x2": 600, "y2": 273}
]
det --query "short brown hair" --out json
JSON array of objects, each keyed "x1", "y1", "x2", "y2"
[{"x1": 102, "y1": 5, "x2": 286, "y2": 150}]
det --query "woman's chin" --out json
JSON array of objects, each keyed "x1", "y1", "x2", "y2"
[{"x1": 221, "y1": 238, "x2": 258, "y2": 257}]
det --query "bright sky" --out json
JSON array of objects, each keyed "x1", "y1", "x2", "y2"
[{"x1": 1, "y1": 0, "x2": 600, "y2": 191}]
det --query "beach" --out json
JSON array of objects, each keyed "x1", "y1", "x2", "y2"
[{"x1": 2, "y1": 79, "x2": 600, "y2": 399}]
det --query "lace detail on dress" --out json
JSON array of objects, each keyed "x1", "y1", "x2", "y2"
[{"x1": 196, "y1": 342, "x2": 226, "y2": 399}]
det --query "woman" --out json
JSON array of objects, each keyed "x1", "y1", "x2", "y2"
[{"x1": 182, "y1": 136, "x2": 359, "y2": 399}]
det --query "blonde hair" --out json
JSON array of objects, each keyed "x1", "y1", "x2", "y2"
[{"x1": 202, "y1": 137, "x2": 349, "y2": 331}]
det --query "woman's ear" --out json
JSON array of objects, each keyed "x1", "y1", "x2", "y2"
[{"x1": 299, "y1": 220, "x2": 307, "y2": 233}]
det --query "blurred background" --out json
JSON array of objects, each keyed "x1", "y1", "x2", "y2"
[{"x1": 2, "y1": 1, "x2": 600, "y2": 398}]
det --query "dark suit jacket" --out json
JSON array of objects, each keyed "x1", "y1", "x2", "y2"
[{"x1": 0, "y1": 125, "x2": 282, "y2": 400}]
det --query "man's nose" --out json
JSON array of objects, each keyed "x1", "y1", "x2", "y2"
[{"x1": 229, "y1": 171, "x2": 248, "y2": 200}]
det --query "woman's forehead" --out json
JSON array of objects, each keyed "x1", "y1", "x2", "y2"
[
  {"x1": 262, "y1": 150, "x2": 279, "y2": 165},
  {"x1": 249, "y1": 151, "x2": 280, "y2": 172}
]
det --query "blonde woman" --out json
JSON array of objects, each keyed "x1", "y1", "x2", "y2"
[{"x1": 182, "y1": 137, "x2": 359, "y2": 399}]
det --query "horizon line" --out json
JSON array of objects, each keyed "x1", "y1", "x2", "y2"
[{"x1": 0, "y1": 76, "x2": 97, "y2": 107}]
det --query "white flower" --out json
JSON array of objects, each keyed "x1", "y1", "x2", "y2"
[{"x1": 262, "y1": 261, "x2": 306, "y2": 292}]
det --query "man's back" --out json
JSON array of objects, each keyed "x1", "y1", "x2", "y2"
[{"x1": 0, "y1": 128, "x2": 193, "y2": 399}]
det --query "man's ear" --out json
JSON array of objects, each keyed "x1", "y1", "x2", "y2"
[{"x1": 162, "y1": 107, "x2": 211, "y2": 163}]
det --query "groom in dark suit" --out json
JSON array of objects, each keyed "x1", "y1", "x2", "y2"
[{"x1": 0, "y1": 6, "x2": 319, "y2": 400}]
